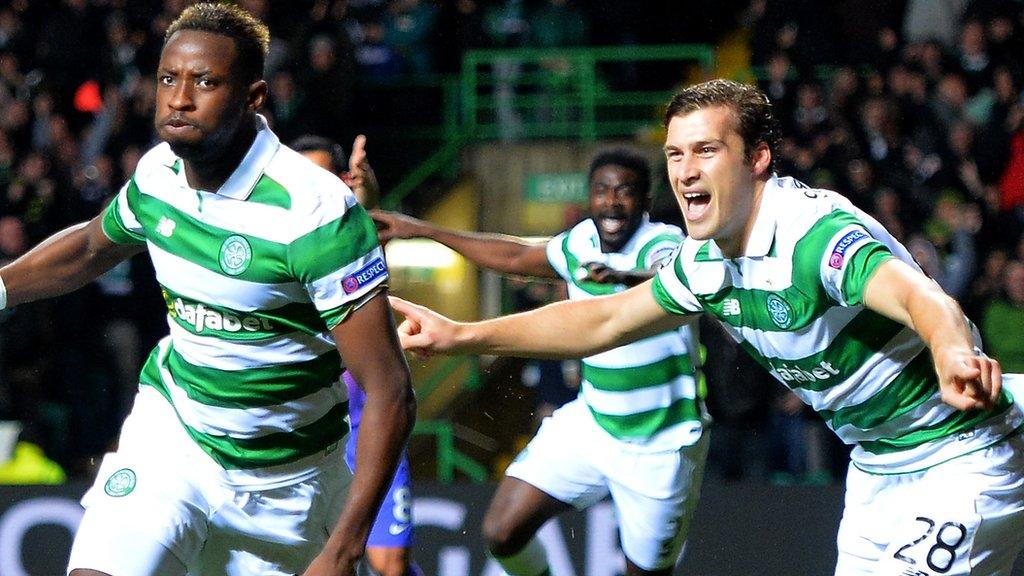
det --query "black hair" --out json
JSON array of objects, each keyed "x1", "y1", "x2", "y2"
[
  {"x1": 589, "y1": 148, "x2": 652, "y2": 199},
  {"x1": 164, "y1": 2, "x2": 270, "y2": 84},
  {"x1": 290, "y1": 135, "x2": 346, "y2": 173}
]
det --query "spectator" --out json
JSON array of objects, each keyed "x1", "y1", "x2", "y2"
[{"x1": 982, "y1": 260, "x2": 1024, "y2": 372}]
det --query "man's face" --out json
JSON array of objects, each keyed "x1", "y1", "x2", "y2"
[
  {"x1": 664, "y1": 105, "x2": 763, "y2": 254},
  {"x1": 154, "y1": 30, "x2": 251, "y2": 161},
  {"x1": 588, "y1": 164, "x2": 646, "y2": 253}
]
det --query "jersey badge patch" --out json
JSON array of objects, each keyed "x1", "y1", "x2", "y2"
[
  {"x1": 104, "y1": 468, "x2": 137, "y2": 497},
  {"x1": 219, "y1": 235, "x2": 252, "y2": 276},
  {"x1": 342, "y1": 257, "x2": 387, "y2": 294},
  {"x1": 766, "y1": 294, "x2": 794, "y2": 329},
  {"x1": 828, "y1": 229, "x2": 868, "y2": 269}
]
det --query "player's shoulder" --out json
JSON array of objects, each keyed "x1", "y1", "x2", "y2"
[
  {"x1": 633, "y1": 217, "x2": 684, "y2": 244},
  {"x1": 769, "y1": 177, "x2": 861, "y2": 235},
  {"x1": 264, "y1": 144, "x2": 357, "y2": 218},
  {"x1": 132, "y1": 142, "x2": 179, "y2": 187}
]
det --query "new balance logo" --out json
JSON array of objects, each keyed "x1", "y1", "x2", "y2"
[
  {"x1": 722, "y1": 298, "x2": 741, "y2": 316},
  {"x1": 156, "y1": 216, "x2": 176, "y2": 237}
]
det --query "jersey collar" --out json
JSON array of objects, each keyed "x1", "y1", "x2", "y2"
[
  {"x1": 739, "y1": 175, "x2": 780, "y2": 258},
  {"x1": 702, "y1": 176, "x2": 779, "y2": 260},
  {"x1": 171, "y1": 114, "x2": 280, "y2": 200}
]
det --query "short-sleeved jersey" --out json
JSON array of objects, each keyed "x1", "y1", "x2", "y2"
[
  {"x1": 102, "y1": 117, "x2": 388, "y2": 487},
  {"x1": 547, "y1": 215, "x2": 706, "y2": 451},
  {"x1": 653, "y1": 176, "x2": 1024, "y2": 473}
]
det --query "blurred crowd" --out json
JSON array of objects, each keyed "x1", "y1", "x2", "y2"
[{"x1": 0, "y1": 0, "x2": 1021, "y2": 483}]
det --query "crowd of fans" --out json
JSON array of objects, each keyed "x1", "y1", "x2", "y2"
[{"x1": 0, "y1": 0, "x2": 1021, "y2": 483}]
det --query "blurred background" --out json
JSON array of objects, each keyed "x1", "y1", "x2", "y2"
[{"x1": 0, "y1": 0, "x2": 1023, "y2": 573}]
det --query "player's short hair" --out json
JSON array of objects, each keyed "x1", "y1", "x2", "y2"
[
  {"x1": 164, "y1": 2, "x2": 270, "y2": 84},
  {"x1": 290, "y1": 135, "x2": 346, "y2": 173},
  {"x1": 664, "y1": 79, "x2": 780, "y2": 172},
  {"x1": 588, "y1": 148, "x2": 651, "y2": 200}
]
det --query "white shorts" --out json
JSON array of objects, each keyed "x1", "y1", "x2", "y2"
[
  {"x1": 67, "y1": 386, "x2": 352, "y2": 576},
  {"x1": 505, "y1": 398, "x2": 709, "y2": 571},
  {"x1": 836, "y1": 430, "x2": 1024, "y2": 576}
]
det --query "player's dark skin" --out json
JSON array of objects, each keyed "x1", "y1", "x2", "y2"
[
  {"x1": 0, "y1": 27, "x2": 414, "y2": 576},
  {"x1": 373, "y1": 163, "x2": 674, "y2": 575}
]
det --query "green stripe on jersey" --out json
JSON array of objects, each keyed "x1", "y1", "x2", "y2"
[
  {"x1": 288, "y1": 203, "x2": 380, "y2": 283},
  {"x1": 132, "y1": 193, "x2": 292, "y2": 283},
  {"x1": 588, "y1": 397, "x2": 701, "y2": 438},
  {"x1": 249, "y1": 174, "x2": 291, "y2": 209},
  {"x1": 651, "y1": 272, "x2": 692, "y2": 315},
  {"x1": 738, "y1": 310, "x2": 904, "y2": 392},
  {"x1": 635, "y1": 233, "x2": 681, "y2": 268},
  {"x1": 819, "y1": 349, "x2": 935, "y2": 430},
  {"x1": 561, "y1": 235, "x2": 617, "y2": 295},
  {"x1": 162, "y1": 285, "x2": 328, "y2": 339},
  {"x1": 165, "y1": 345, "x2": 342, "y2": 408},
  {"x1": 858, "y1": 396, "x2": 1014, "y2": 456},
  {"x1": 140, "y1": 355, "x2": 348, "y2": 469},
  {"x1": 102, "y1": 180, "x2": 147, "y2": 244},
  {"x1": 583, "y1": 354, "x2": 694, "y2": 391}
]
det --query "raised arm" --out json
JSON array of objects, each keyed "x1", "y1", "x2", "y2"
[
  {"x1": 392, "y1": 278, "x2": 693, "y2": 360},
  {"x1": 0, "y1": 214, "x2": 144, "y2": 308},
  {"x1": 863, "y1": 258, "x2": 1000, "y2": 411},
  {"x1": 370, "y1": 209, "x2": 558, "y2": 279},
  {"x1": 307, "y1": 291, "x2": 416, "y2": 574},
  {"x1": 341, "y1": 135, "x2": 380, "y2": 209}
]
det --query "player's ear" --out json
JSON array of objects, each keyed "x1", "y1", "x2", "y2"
[
  {"x1": 750, "y1": 142, "x2": 771, "y2": 177},
  {"x1": 246, "y1": 80, "x2": 268, "y2": 111}
]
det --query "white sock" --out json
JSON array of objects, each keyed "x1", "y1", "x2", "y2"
[{"x1": 492, "y1": 537, "x2": 550, "y2": 576}]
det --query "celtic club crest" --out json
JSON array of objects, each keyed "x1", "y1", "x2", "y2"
[
  {"x1": 219, "y1": 235, "x2": 252, "y2": 276},
  {"x1": 104, "y1": 468, "x2": 137, "y2": 497},
  {"x1": 766, "y1": 294, "x2": 794, "y2": 329}
]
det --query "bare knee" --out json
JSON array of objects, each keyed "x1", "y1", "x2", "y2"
[{"x1": 365, "y1": 546, "x2": 413, "y2": 576}]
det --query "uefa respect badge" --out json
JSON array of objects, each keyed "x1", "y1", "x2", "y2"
[{"x1": 104, "y1": 468, "x2": 137, "y2": 497}]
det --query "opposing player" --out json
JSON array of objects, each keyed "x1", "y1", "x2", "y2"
[
  {"x1": 373, "y1": 148, "x2": 708, "y2": 576},
  {"x1": 0, "y1": 4, "x2": 415, "y2": 575},
  {"x1": 294, "y1": 135, "x2": 422, "y2": 576},
  {"x1": 391, "y1": 79, "x2": 1024, "y2": 576}
]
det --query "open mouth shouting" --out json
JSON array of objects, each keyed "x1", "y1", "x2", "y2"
[
  {"x1": 597, "y1": 214, "x2": 628, "y2": 236},
  {"x1": 682, "y1": 191, "x2": 711, "y2": 222}
]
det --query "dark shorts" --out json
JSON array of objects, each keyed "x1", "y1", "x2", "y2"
[{"x1": 344, "y1": 424, "x2": 415, "y2": 548}]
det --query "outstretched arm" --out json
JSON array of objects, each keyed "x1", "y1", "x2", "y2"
[
  {"x1": 0, "y1": 214, "x2": 144, "y2": 308},
  {"x1": 863, "y1": 258, "x2": 1000, "y2": 411},
  {"x1": 391, "y1": 278, "x2": 693, "y2": 359},
  {"x1": 370, "y1": 209, "x2": 558, "y2": 279},
  {"x1": 305, "y1": 291, "x2": 416, "y2": 576}
]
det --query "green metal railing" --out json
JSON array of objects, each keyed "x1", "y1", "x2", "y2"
[{"x1": 382, "y1": 43, "x2": 715, "y2": 208}]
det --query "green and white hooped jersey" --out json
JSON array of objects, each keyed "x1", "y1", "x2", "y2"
[
  {"x1": 653, "y1": 176, "x2": 1023, "y2": 474},
  {"x1": 547, "y1": 215, "x2": 706, "y2": 451},
  {"x1": 102, "y1": 118, "x2": 387, "y2": 487}
]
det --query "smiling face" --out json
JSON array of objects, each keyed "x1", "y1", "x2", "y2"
[
  {"x1": 588, "y1": 163, "x2": 647, "y2": 253},
  {"x1": 154, "y1": 30, "x2": 262, "y2": 163},
  {"x1": 664, "y1": 105, "x2": 771, "y2": 257}
]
